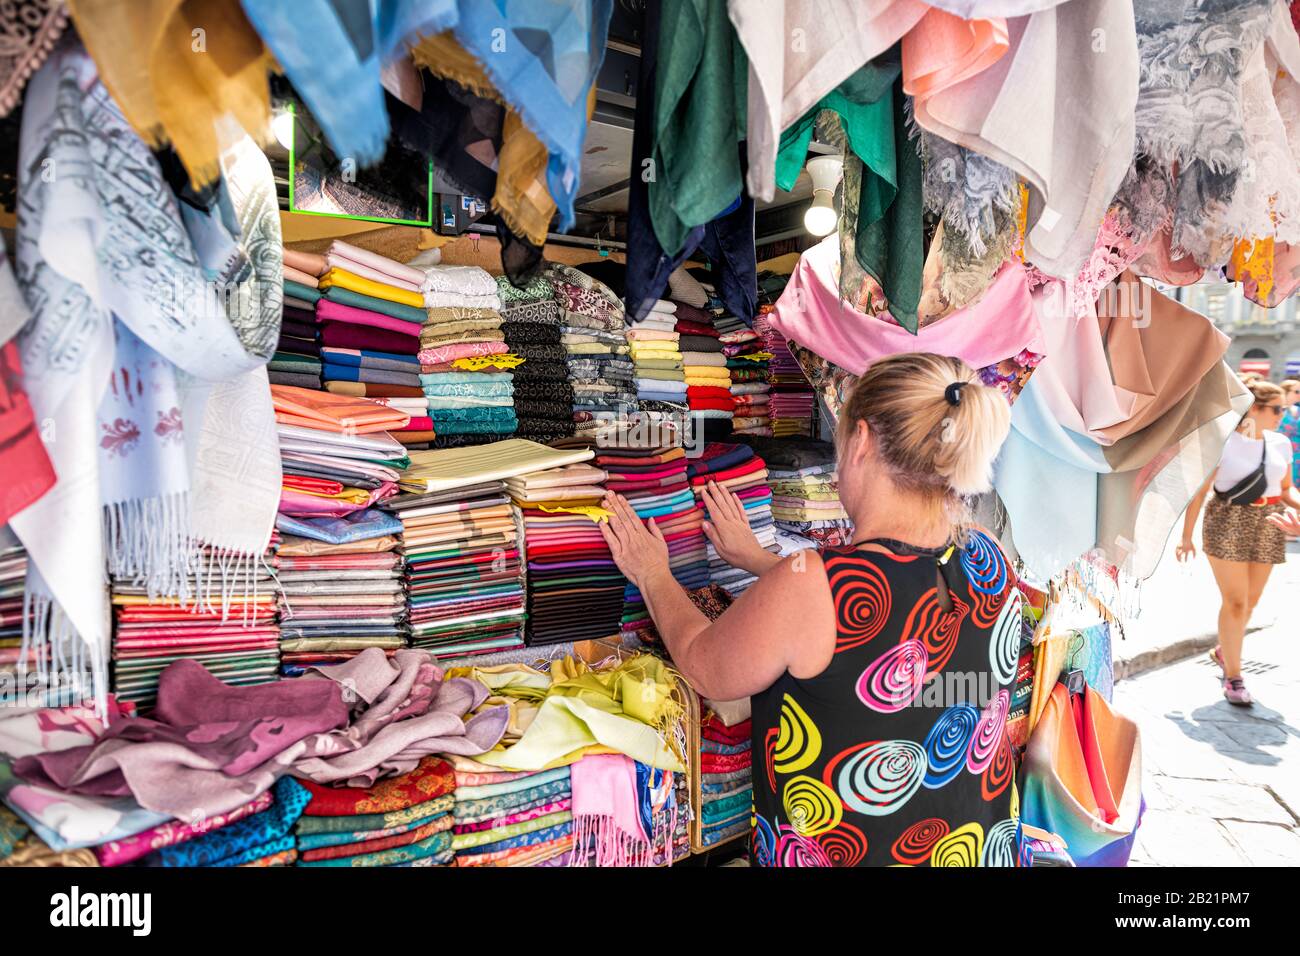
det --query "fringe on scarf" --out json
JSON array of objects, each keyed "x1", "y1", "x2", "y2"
[
  {"x1": 20, "y1": 591, "x2": 108, "y2": 718},
  {"x1": 104, "y1": 492, "x2": 270, "y2": 622},
  {"x1": 570, "y1": 804, "x2": 678, "y2": 868},
  {"x1": 103, "y1": 492, "x2": 197, "y2": 602},
  {"x1": 190, "y1": 545, "x2": 270, "y2": 624}
]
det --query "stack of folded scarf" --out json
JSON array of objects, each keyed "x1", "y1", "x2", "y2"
[
  {"x1": 722, "y1": 322, "x2": 772, "y2": 437},
  {"x1": 274, "y1": 513, "x2": 408, "y2": 675},
  {"x1": 689, "y1": 443, "x2": 777, "y2": 595},
  {"x1": 676, "y1": 300, "x2": 735, "y2": 441},
  {"x1": 293, "y1": 757, "x2": 457, "y2": 867},
  {"x1": 384, "y1": 480, "x2": 527, "y2": 658},
  {"x1": 597, "y1": 444, "x2": 707, "y2": 642},
  {"x1": 110, "y1": 540, "x2": 281, "y2": 711},
  {"x1": 551, "y1": 264, "x2": 634, "y2": 439},
  {"x1": 321, "y1": 346, "x2": 429, "y2": 444},
  {"x1": 135, "y1": 775, "x2": 311, "y2": 867},
  {"x1": 308, "y1": 243, "x2": 433, "y2": 447},
  {"x1": 740, "y1": 437, "x2": 853, "y2": 547},
  {"x1": 497, "y1": 274, "x2": 576, "y2": 443},
  {"x1": 755, "y1": 305, "x2": 815, "y2": 437},
  {"x1": 272, "y1": 248, "x2": 326, "y2": 389},
  {"x1": 419, "y1": 265, "x2": 516, "y2": 446},
  {"x1": 271, "y1": 386, "x2": 412, "y2": 668},
  {"x1": 628, "y1": 299, "x2": 687, "y2": 412},
  {"x1": 698, "y1": 711, "x2": 752, "y2": 848},
  {"x1": 450, "y1": 761, "x2": 574, "y2": 867},
  {"x1": 505, "y1": 463, "x2": 624, "y2": 646},
  {"x1": 0, "y1": 535, "x2": 46, "y2": 708},
  {"x1": 660, "y1": 768, "x2": 693, "y2": 864}
]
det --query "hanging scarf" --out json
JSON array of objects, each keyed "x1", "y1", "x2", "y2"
[
  {"x1": 0, "y1": 256, "x2": 55, "y2": 526},
  {"x1": 12, "y1": 44, "x2": 280, "y2": 704},
  {"x1": 776, "y1": 58, "x2": 924, "y2": 332},
  {"x1": 1114, "y1": 0, "x2": 1275, "y2": 267},
  {"x1": 65, "y1": 0, "x2": 275, "y2": 186},
  {"x1": 409, "y1": 30, "x2": 594, "y2": 287},
  {"x1": 449, "y1": 0, "x2": 611, "y2": 232},
  {"x1": 240, "y1": 0, "x2": 456, "y2": 169}
]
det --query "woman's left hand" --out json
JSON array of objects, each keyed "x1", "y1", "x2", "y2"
[{"x1": 600, "y1": 492, "x2": 671, "y2": 591}]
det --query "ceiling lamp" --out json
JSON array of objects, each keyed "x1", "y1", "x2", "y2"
[
  {"x1": 271, "y1": 105, "x2": 297, "y2": 150},
  {"x1": 803, "y1": 154, "x2": 843, "y2": 237}
]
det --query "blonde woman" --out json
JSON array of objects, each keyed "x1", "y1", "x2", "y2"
[
  {"x1": 599, "y1": 353, "x2": 1022, "y2": 867},
  {"x1": 1179, "y1": 380, "x2": 1299, "y2": 705}
]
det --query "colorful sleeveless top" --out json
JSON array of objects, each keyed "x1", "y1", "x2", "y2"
[{"x1": 750, "y1": 531, "x2": 1021, "y2": 867}]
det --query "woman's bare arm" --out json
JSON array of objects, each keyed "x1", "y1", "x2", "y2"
[{"x1": 600, "y1": 493, "x2": 836, "y2": 700}]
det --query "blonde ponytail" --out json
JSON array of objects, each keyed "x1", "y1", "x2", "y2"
[{"x1": 836, "y1": 352, "x2": 1012, "y2": 501}]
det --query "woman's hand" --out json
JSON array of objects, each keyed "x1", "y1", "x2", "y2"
[
  {"x1": 599, "y1": 492, "x2": 672, "y2": 591},
  {"x1": 701, "y1": 481, "x2": 775, "y2": 575},
  {"x1": 1175, "y1": 536, "x2": 1197, "y2": 562},
  {"x1": 1266, "y1": 508, "x2": 1300, "y2": 535}
]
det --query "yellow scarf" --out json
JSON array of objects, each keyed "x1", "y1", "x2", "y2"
[
  {"x1": 68, "y1": 0, "x2": 275, "y2": 187},
  {"x1": 318, "y1": 268, "x2": 426, "y2": 309}
]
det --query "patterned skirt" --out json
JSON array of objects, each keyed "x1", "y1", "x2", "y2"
[{"x1": 1202, "y1": 497, "x2": 1287, "y2": 564}]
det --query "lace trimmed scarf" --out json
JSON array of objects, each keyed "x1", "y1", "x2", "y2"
[
  {"x1": 1114, "y1": 0, "x2": 1276, "y2": 266},
  {"x1": 0, "y1": 0, "x2": 69, "y2": 118}
]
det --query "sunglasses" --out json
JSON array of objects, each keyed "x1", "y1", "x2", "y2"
[{"x1": 1257, "y1": 404, "x2": 1285, "y2": 414}]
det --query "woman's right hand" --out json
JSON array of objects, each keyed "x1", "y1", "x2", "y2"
[
  {"x1": 1175, "y1": 537, "x2": 1197, "y2": 562},
  {"x1": 701, "y1": 481, "x2": 773, "y2": 575}
]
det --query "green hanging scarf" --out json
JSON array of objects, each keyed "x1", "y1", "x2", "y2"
[
  {"x1": 775, "y1": 58, "x2": 923, "y2": 333},
  {"x1": 649, "y1": 0, "x2": 748, "y2": 258}
]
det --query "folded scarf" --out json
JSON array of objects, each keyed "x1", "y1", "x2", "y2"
[
  {"x1": 420, "y1": 264, "x2": 499, "y2": 296},
  {"x1": 317, "y1": 297, "x2": 425, "y2": 334},
  {"x1": 320, "y1": 348, "x2": 421, "y2": 372},
  {"x1": 298, "y1": 813, "x2": 453, "y2": 862},
  {"x1": 296, "y1": 807, "x2": 448, "y2": 851},
  {"x1": 282, "y1": 248, "x2": 326, "y2": 278},
  {"x1": 297, "y1": 830, "x2": 452, "y2": 867},
  {"x1": 424, "y1": 290, "x2": 503, "y2": 310},
  {"x1": 327, "y1": 240, "x2": 426, "y2": 287},
  {"x1": 294, "y1": 793, "x2": 456, "y2": 835},
  {"x1": 271, "y1": 386, "x2": 409, "y2": 434},
  {"x1": 325, "y1": 381, "x2": 426, "y2": 398},
  {"x1": 320, "y1": 266, "x2": 425, "y2": 309},
  {"x1": 320, "y1": 322, "x2": 422, "y2": 354},
  {"x1": 319, "y1": 284, "x2": 429, "y2": 325},
  {"x1": 451, "y1": 810, "x2": 573, "y2": 852},
  {"x1": 681, "y1": 351, "x2": 728, "y2": 367},
  {"x1": 419, "y1": 341, "x2": 510, "y2": 365},
  {"x1": 156, "y1": 776, "x2": 310, "y2": 867}
]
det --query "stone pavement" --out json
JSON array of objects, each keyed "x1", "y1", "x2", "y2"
[
  {"x1": 1113, "y1": 527, "x2": 1300, "y2": 680},
  {"x1": 1113, "y1": 550, "x2": 1300, "y2": 865}
]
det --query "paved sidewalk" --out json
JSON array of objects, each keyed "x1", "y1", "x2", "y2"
[
  {"x1": 1113, "y1": 533, "x2": 1300, "y2": 679},
  {"x1": 1114, "y1": 608, "x2": 1300, "y2": 866}
]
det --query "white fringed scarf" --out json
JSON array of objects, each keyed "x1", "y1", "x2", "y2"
[{"x1": 11, "y1": 43, "x2": 282, "y2": 706}]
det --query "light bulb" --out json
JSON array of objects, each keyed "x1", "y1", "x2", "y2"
[
  {"x1": 271, "y1": 110, "x2": 296, "y2": 150},
  {"x1": 803, "y1": 154, "x2": 843, "y2": 237},
  {"x1": 804, "y1": 196, "x2": 837, "y2": 237}
]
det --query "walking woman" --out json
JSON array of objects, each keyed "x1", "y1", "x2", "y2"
[
  {"x1": 1178, "y1": 380, "x2": 1300, "y2": 705},
  {"x1": 599, "y1": 353, "x2": 1023, "y2": 866}
]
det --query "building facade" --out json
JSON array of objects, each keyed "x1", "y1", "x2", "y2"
[{"x1": 1173, "y1": 283, "x2": 1300, "y2": 381}]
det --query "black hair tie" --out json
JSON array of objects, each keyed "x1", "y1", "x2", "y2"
[{"x1": 944, "y1": 382, "x2": 965, "y2": 406}]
